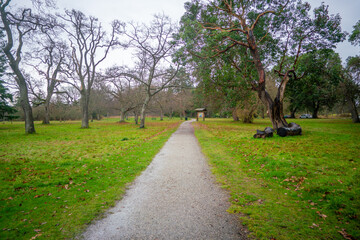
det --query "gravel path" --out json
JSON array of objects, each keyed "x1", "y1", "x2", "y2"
[{"x1": 81, "y1": 120, "x2": 247, "y2": 240}]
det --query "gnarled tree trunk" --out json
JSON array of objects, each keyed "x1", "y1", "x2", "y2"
[{"x1": 248, "y1": 31, "x2": 289, "y2": 130}]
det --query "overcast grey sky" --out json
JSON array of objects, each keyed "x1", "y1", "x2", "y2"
[
  {"x1": 12, "y1": 0, "x2": 360, "y2": 65},
  {"x1": 306, "y1": 0, "x2": 360, "y2": 62},
  {"x1": 55, "y1": 0, "x2": 359, "y2": 63}
]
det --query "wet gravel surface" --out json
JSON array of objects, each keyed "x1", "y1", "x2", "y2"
[{"x1": 81, "y1": 120, "x2": 248, "y2": 240}]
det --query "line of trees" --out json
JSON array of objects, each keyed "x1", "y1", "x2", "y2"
[
  {"x1": 0, "y1": 0, "x2": 192, "y2": 133},
  {"x1": 1, "y1": 0, "x2": 359, "y2": 135}
]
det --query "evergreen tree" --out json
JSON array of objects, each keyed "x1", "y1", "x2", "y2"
[{"x1": 0, "y1": 30, "x2": 16, "y2": 120}]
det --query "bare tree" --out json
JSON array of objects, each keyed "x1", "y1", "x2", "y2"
[
  {"x1": 58, "y1": 10, "x2": 122, "y2": 128},
  {"x1": 26, "y1": 31, "x2": 67, "y2": 124},
  {"x1": 119, "y1": 14, "x2": 180, "y2": 128},
  {"x1": 0, "y1": 0, "x2": 52, "y2": 133},
  {"x1": 153, "y1": 90, "x2": 170, "y2": 120},
  {"x1": 104, "y1": 66, "x2": 143, "y2": 122}
]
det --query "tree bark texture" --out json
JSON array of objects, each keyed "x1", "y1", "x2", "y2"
[
  {"x1": 43, "y1": 103, "x2": 50, "y2": 124},
  {"x1": 140, "y1": 96, "x2": 150, "y2": 128},
  {"x1": 120, "y1": 110, "x2": 126, "y2": 122},
  {"x1": 248, "y1": 31, "x2": 289, "y2": 130},
  {"x1": 81, "y1": 92, "x2": 90, "y2": 128}
]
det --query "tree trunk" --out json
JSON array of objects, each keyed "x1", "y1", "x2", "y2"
[
  {"x1": 312, "y1": 105, "x2": 319, "y2": 119},
  {"x1": 248, "y1": 30, "x2": 288, "y2": 130},
  {"x1": 1, "y1": 8, "x2": 35, "y2": 134},
  {"x1": 349, "y1": 99, "x2": 360, "y2": 123},
  {"x1": 17, "y1": 73, "x2": 36, "y2": 133},
  {"x1": 160, "y1": 108, "x2": 163, "y2": 121},
  {"x1": 290, "y1": 108, "x2": 297, "y2": 119},
  {"x1": 232, "y1": 108, "x2": 239, "y2": 121},
  {"x1": 169, "y1": 109, "x2": 173, "y2": 119},
  {"x1": 261, "y1": 105, "x2": 265, "y2": 119},
  {"x1": 261, "y1": 95, "x2": 288, "y2": 129},
  {"x1": 81, "y1": 92, "x2": 89, "y2": 128},
  {"x1": 120, "y1": 110, "x2": 126, "y2": 122},
  {"x1": 134, "y1": 112, "x2": 139, "y2": 125},
  {"x1": 21, "y1": 96, "x2": 36, "y2": 134},
  {"x1": 43, "y1": 102, "x2": 50, "y2": 124},
  {"x1": 140, "y1": 96, "x2": 150, "y2": 128}
]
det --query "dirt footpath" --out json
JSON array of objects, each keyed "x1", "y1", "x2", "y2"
[{"x1": 81, "y1": 120, "x2": 247, "y2": 240}]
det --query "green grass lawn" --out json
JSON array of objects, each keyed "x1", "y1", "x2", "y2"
[
  {"x1": 0, "y1": 118, "x2": 181, "y2": 240},
  {"x1": 193, "y1": 118, "x2": 360, "y2": 240}
]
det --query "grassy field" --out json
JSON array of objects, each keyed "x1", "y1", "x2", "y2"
[
  {"x1": 193, "y1": 118, "x2": 360, "y2": 240},
  {"x1": 0, "y1": 118, "x2": 181, "y2": 240}
]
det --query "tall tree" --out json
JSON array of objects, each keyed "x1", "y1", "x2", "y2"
[
  {"x1": 344, "y1": 56, "x2": 360, "y2": 123},
  {"x1": 104, "y1": 66, "x2": 143, "y2": 122},
  {"x1": 120, "y1": 14, "x2": 180, "y2": 128},
  {"x1": 0, "y1": 39, "x2": 17, "y2": 119},
  {"x1": 289, "y1": 49, "x2": 342, "y2": 118},
  {"x1": 58, "y1": 10, "x2": 122, "y2": 128},
  {"x1": 343, "y1": 20, "x2": 360, "y2": 123},
  {"x1": 179, "y1": 0, "x2": 345, "y2": 129},
  {"x1": 26, "y1": 32, "x2": 67, "y2": 124},
  {"x1": 0, "y1": 0, "x2": 49, "y2": 133},
  {"x1": 349, "y1": 20, "x2": 360, "y2": 47}
]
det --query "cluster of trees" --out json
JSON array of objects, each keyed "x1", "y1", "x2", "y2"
[
  {"x1": 1, "y1": 0, "x2": 359, "y2": 135},
  {"x1": 177, "y1": 0, "x2": 359, "y2": 127},
  {"x1": 0, "y1": 0, "x2": 194, "y2": 133}
]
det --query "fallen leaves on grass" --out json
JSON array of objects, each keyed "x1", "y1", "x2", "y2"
[
  {"x1": 30, "y1": 233, "x2": 42, "y2": 240},
  {"x1": 316, "y1": 211, "x2": 327, "y2": 219},
  {"x1": 338, "y1": 229, "x2": 356, "y2": 240},
  {"x1": 309, "y1": 223, "x2": 319, "y2": 228}
]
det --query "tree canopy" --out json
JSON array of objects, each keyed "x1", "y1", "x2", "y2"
[
  {"x1": 178, "y1": 0, "x2": 346, "y2": 129},
  {"x1": 287, "y1": 49, "x2": 342, "y2": 118}
]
